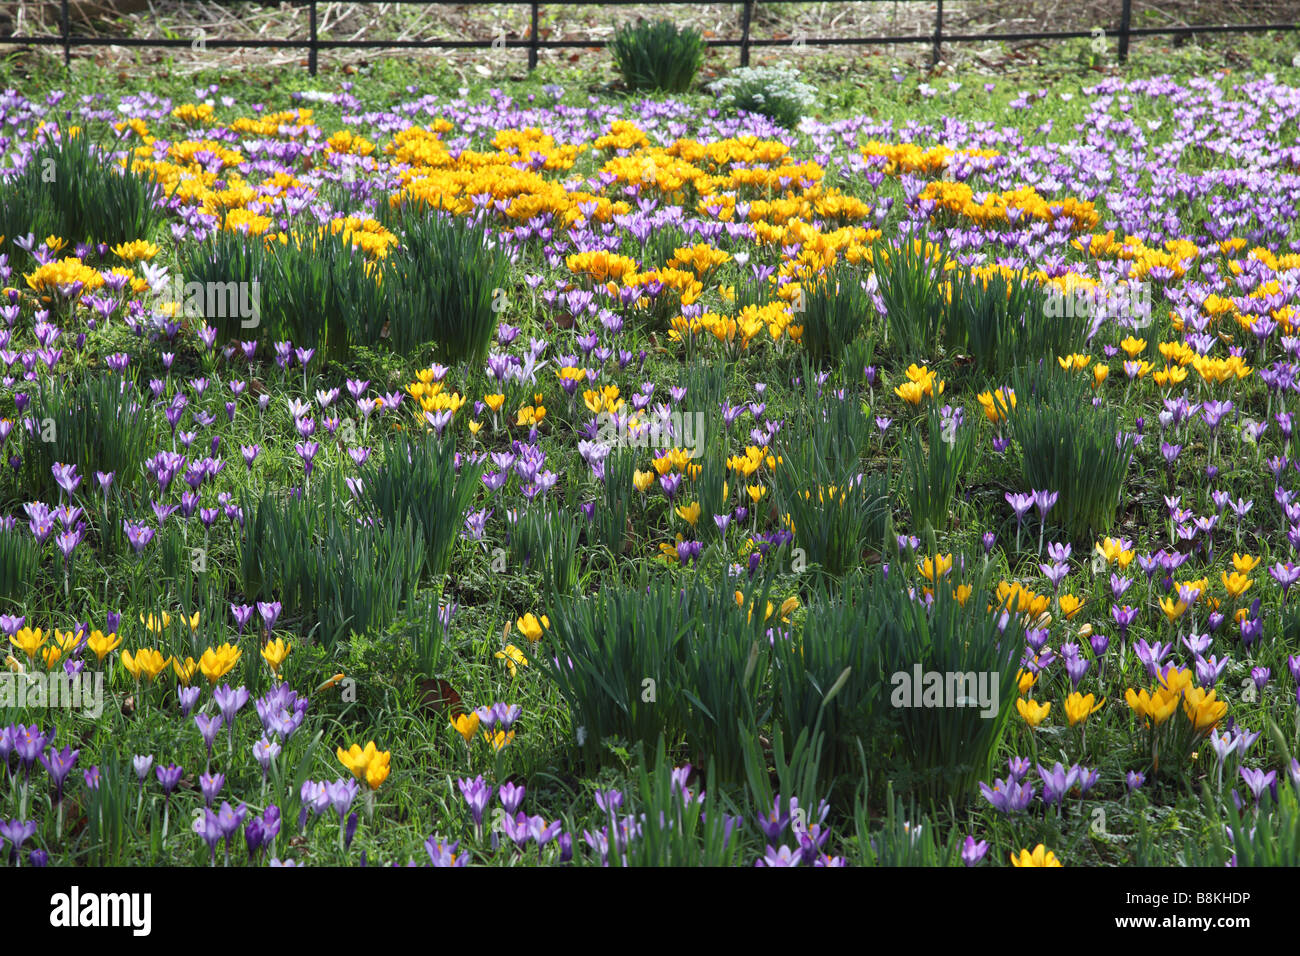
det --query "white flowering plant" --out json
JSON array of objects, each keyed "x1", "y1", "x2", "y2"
[{"x1": 709, "y1": 64, "x2": 818, "y2": 129}]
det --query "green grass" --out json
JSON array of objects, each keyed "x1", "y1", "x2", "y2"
[{"x1": 3, "y1": 31, "x2": 1300, "y2": 868}]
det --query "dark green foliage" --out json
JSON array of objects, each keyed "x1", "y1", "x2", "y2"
[
  {"x1": 595, "y1": 446, "x2": 636, "y2": 555},
  {"x1": 238, "y1": 475, "x2": 426, "y2": 647},
  {"x1": 774, "y1": 580, "x2": 887, "y2": 776},
  {"x1": 946, "y1": 267, "x2": 1089, "y2": 379},
  {"x1": 509, "y1": 503, "x2": 582, "y2": 597},
  {"x1": 0, "y1": 528, "x2": 41, "y2": 604},
  {"x1": 797, "y1": 261, "x2": 872, "y2": 367},
  {"x1": 385, "y1": 206, "x2": 511, "y2": 366},
  {"x1": 28, "y1": 374, "x2": 154, "y2": 499},
  {"x1": 775, "y1": 373, "x2": 891, "y2": 576},
  {"x1": 873, "y1": 234, "x2": 948, "y2": 360},
  {"x1": 175, "y1": 228, "x2": 271, "y2": 345},
  {"x1": 1008, "y1": 364, "x2": 1137, "y2": 541},
  {"x1": 870, "y1": 562, "x2": 1021, "y2": 806},
  {"x1": 361, "y1": 434, "x2": 483, "y2": 581},
  {"x1": 0, "y1": 132, "x2": 160, "y2": 249},
  {"x1": 620, "y1": 738, "x2": 746, "y2": 866},
  {"x1": 610, "y1": 19, "x2": 705, "y2": 93},
  {"x1": 265, "y1": 228, "x2": 389, "y2": 364},
  {"x1": 901, "y1": 401, "x2": 976, "y2": 533},
  {"x1": 539, "y1": 574, "x2": 775, "y2": 779}
]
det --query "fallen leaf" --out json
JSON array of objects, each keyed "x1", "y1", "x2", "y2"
[{"x1": 418, "y1": 677, "x2": 464, "y2": 718}]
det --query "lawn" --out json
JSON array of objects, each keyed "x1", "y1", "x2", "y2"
[{"x1": 2, "y1": 28, "x2": 1300, "y2": 869}]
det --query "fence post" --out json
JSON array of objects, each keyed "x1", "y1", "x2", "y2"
[
  {"x1": 309, "y1": 0, "x2": 318, "y2": 75},
  {"x1": 740, "y1": 0, "x2": 753, "y2": 67},
  {"x1": 529, "y1": 2, "x2": 539, "y2": 71},
  {"x1": 61, "y1": 0, "x2": 70, "y2": 67},
  {"x1": 1117, "y1": 0, "x2": 1132, "y2": 63},
  {"x1": 931, "y1": 0, "x2": 943, "y2": 67}
]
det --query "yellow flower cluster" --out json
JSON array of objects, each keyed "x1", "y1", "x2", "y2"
[
  {"x1": 894, "y1": 364, "x2": 945, "y2": 405},
  {"x1": 337, "y1": 740, "x2": 392, "y2": 790},
  {"x1": 860, "y1": 141, "x2": 999, "y2": 176},
  {"x1": 921, "y1": 181, "x2": 1099, "y2": 231},
  {"x1": 23, "y1": 258, "x2": 105, "y2": 297},
  {"x1": 1125, "y1": 665, "x2": 1226, "y2": 735}
]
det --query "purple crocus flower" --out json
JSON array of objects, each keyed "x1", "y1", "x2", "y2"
[
  {"x1": 1109, "y1": 605, "x2": 1138, "y2": 638},
  {"x1": 155, "y1": 764, "x2": 183, "y2": 798},
  {"x1": 199, "y1": 772, "x2": 225, "y2": 807},
  {"x1": 1005, "y1": 492, "x2": 1034, "y2": 523},
  {"x1": 1195, "y1": 654, "x2": 1229, "y2": 688},
  {"x1": 178, "y1": 685, "x2": 201, "y2": 717},
  {"x1": 961, "y1": 834, "x2": 989, "y2": 866},
  {"x1": 132, "y1": 754, "x2": 154, "y2": 787},
  {"x1": 979, "y1": 777, "x2": 1035, "y2": 814},
  {"x1": 39, "y1": 745, "x2": 78, "y2": 803},
  {"x1": 192, "y1": 808, "x2": 223, "y2": 864},
  {"x1": 213, "y1": 684, "x2": 250, "y2": 743},
  {"x1": 498, "y1": 781, "x2": 525, "y2": 815},
  {"x1": 756, "y1": 844, "x2": 802, "y2": 867},
  {"x1": 425, "y1": 836, "x2": 468, "y2": 867},
  {"x1": 122, "y1": 521, "x2": 155, "y2": 553},
  {"x1": 501, "y1": 811, "x2": 532, "y2": 849},
  {"x1": 256, "y1": 601, "x2": 281, "y2": 635},
  {"x1": 195, "y1": 713, "x2": 222, "y2": 761},
  {"x1": 757, "y1": 795, "x2": 791, "y2": 843},
  {"x1": 230, "y1": 603, "x2": 255, "y2": 634},
  {"x1": 1032, "y1": 489, "x2": 1058, "y2": 521},
  {"x1": 1133, "y1": 638, "x2": 1172, "y2": 678},
  {"x1": 593, "y1": 788, "x2": 624, "y2": 815},
  {"x1": 491, "y1": 703, "x2": 522, "y2": 731},
  {"x1": 1239, "y1": 767, "x2": 1276, "y2": 803},
  {"x1": 253, "y1": 737, "x2": 281, "y2": 781},
  {"x1": 1038, "y1": 762, "x2": 1081, "y2": 806},
  {"x1": 528, "y1": 816, "x2": 564, "y2": 847},
  {"x1": 0, "y1": 819, "x2": 38, "y2": 863},
  {"x1": 326, "y1": 777, "x2": 360, "y2": 824}
]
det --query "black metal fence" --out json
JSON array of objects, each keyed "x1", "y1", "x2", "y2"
[{"x1": 7, "y1": 0, "x2": 1300, "y2": 74}]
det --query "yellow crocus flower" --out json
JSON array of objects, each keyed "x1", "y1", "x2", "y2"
[
  {"x1": 140, "y1": 612, "x2": 171, "y2": 633},
  {"x1": 1016, "y1": 697, "x2": 1050, "y2": 727},
  {"x1": 10, "y1": 627, "x2": 46, "y2": 661},
  {"x1": 1064, "y1": 692, "x2": 1104, "y2": 726},
  {"x1": 1010, "y1": 844, "x2": 1063, "y2": 867},
  {"x1": 451, "y1": 712, "x2": 480, "y2": 744},
  {"x1": 337, "y1": 740, "x2": 384, "y2": 781},
  {"x1": 261, "y1": 638, "x2": 292, "y2": 675},
  {"x1": 495, "y1": 643, "x2": 528, "y2": 677},
  {"x1": 515, "y1": 613, "x2": 549, "y2": 645},
  {"x1": 1183, "y1": 686, "x2": 1227, "y2": 734},
  {"x1": 199, "y1": 643, "x2": 242, "y2": 684},
  {"x1": 173, "y1": 656, "x2": 199, "y2": 685},
  {"x1": 675, "y1": 501, "x2": 701, "y2": 526},
  {"x1": 1221, "y1": 571, "x2": 1253, "y2": 599},
  {"x1": 1231, "y1": 553, "x2": 1259, "y2": 573},
  {"x1": 122, "y1": 647, "x2": 171, "y2": 683},
  {"x1": 86, "y1": 630, "x2": 122, "y2": 662}
]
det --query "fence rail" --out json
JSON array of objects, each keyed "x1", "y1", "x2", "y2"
[{"x1": 6, "y1": 0, "x2": 1300, "y2": 75}]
